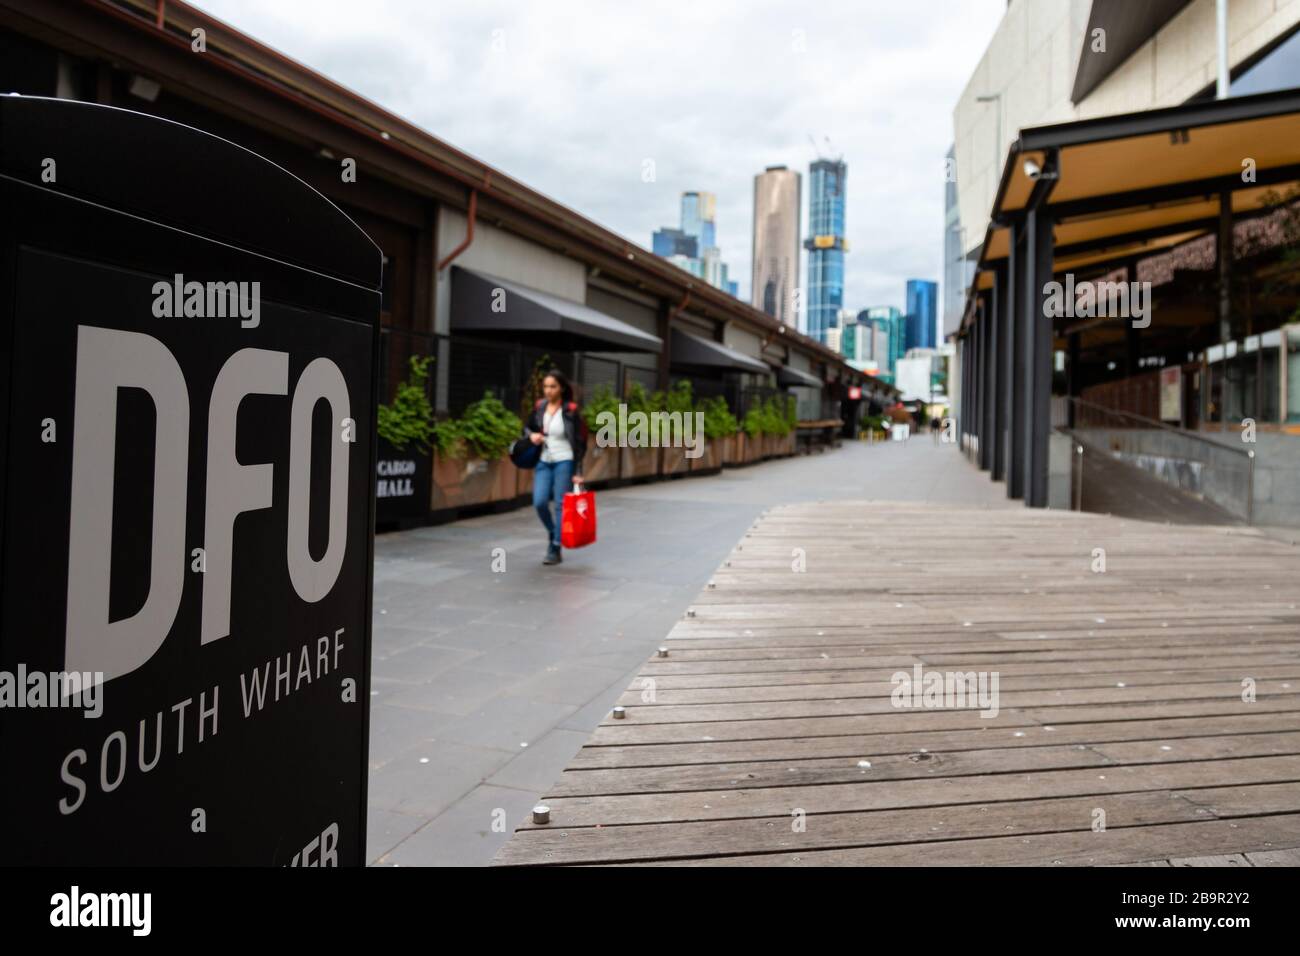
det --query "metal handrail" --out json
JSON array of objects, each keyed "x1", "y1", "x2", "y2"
[
  {"x1": 1066, "y1": 396, "x2": 1255, "y2": 524},
  {"x1": 1067, "y1": 396, "x2": 1253, "y2": 461}
]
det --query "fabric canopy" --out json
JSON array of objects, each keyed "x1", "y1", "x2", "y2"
[
  {"x1": 451, "y1": 267, "x2": 662, "y2": 352},
  {"x1": 776, "y1": 365, "x2": 823, "y2": 389},
  {"x1": 670, "y1": 327, "x2": 771, "y2": 374}
]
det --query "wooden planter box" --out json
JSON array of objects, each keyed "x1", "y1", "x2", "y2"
[
  {"x1": 431, "y1": 453, "x2": 514, "y2": 511},
  {"x1": 583, "y1": 443, "x2": 621, "y2": 484},
  {"x1": 515, "y1": 465, "x2": 533, "y2": 499},
  {"x1": 620, "y1": 445, "x2": 660, "y2": 480},
  {"x1": 744, "y1": 433, "x2": 763, "y2": 462},
  {"x1": 721, "y1": 433, "x2": 743, "y2": 467},
  {"x1": 660, "y1": 445, "x2": 690, "y2": 476},
  {"x1": 691, "y1": 437, "x2": 723, "y2": 473}
]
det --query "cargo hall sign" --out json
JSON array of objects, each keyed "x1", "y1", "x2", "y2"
[{"x1": 0, "y1": 97, "x2": 382, "y2": 865}]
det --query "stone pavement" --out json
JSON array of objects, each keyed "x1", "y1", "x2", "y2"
[{"x1": 366, "y1": 435, "x2": 1015, "y2": 865}]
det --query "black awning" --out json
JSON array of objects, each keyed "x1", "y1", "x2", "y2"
[
  {"x1": 777, "y1": 365, "x2": 823, "y2": 389},
  {"x1": 670, "y1": 328, "x2": 771, "y2": 374},
  {"x1": 451, "y1": 267, "x2": 662, "y2": 352}
]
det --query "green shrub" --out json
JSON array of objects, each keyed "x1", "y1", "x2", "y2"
[
  {"x1": 377, "y1": 355, "x2": 435, "y2": 452},
  {"x1": 435, "y1": 391, "x2": 522, "y2": 460},
  {"x1": 744, "y1": 395, "x2": 796, "y2": 437},
  {"x1": 663, "y1": 379, "x2": 694, "y2": 415},
  {"x1": 700, "y1": 395, "x2": 738, "y2": 439},
  {"x1": 626, "y1": 381, "x2": 663, "y2": 416},
  {"x1": 582, "y1": 383, "x2": 621, "y2": 433}
]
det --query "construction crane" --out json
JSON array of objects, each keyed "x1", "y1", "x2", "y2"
[{"x1": 807, "y1": 133, "x2": 842, "y2": 162}]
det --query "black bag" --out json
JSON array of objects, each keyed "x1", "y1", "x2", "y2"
[{"x1": 509, "y1": 433, "x2": 542, "y2": 469}]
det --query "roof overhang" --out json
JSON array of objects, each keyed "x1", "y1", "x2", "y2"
[
  {"x1": 670, "y1": 328, "x2": 771, "y2": 375},
  {"x1": 1071, "y1": 0, "x2": 1195, "y2": 104},
  {"x1": 963, "y1": 87, "x2": 1300, "y2": 331},
  {"x1": 777, "y1": 365, "x2": 823, "y2": 389},
  {"x1": 451, "y1": 267, "x2": 662, "y2": 352}
]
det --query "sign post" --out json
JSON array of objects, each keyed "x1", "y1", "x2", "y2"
[{"x1": 0, "y1": 97, "x2": 382, "y2": 865}]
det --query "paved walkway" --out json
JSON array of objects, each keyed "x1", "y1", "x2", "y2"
[{"x1": 367, "y1": 436, "x2": 1012, "y2": 865}]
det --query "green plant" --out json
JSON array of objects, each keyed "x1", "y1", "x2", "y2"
[
  {"x1": 376, "y1": 355, "x2": 435, "y2": 451},
  {"x1": 582, "y1": 383, "x2": 621, "y2": 433},
  {"x1": 744, "y1": 395, "x2": 796, "y2": 437},
  {"x1": 434, "y1": 391, "x2": 522, "y2": 460},
  {"x1": 861, "y1": 413, "x2": 886, "y2": 433},
  {"x1": 700, "y1": 395, "x2": 738, "y2": 439},
  {"x1": 775, "y1": 395, "x2": 797, "y2": 435},
  {"x1": 663, "y1": 379, "x2": 694, "y2": 415},
  {"x1": 625, "y1": 381, "x2": 662, "y2": 416}
]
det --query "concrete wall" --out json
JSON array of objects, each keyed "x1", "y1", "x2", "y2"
[
  {"x1": 432, "y1": 208, "x2": 586, "y2": 336},
  {"x1": 1047, "y1": 430, "x2": 1076, "y2": 509},
  {"x1": 723, "y1": 324, "x2": 765, "y2": 359},
  {"x1": 586, "y1": 284, "x2": 660, "y2": 336},
  {"x1": 1073, "y1": 426, "x2": 1254, "y2": 520}
]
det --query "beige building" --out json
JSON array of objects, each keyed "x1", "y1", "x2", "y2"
[
  {"x1": 952, "y1": 0, "x2": 1300, "y2": 265},
  {"x1": 751, "y1": 165, "x2": 802, "y2": 328}
]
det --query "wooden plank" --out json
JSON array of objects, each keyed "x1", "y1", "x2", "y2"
[
  {"x1": 545, "y1": 731, "x2": 1300, "y2": 798},
  {"x1": 516, "y1": 755, "x2": 1300, "y2": 828},
  {"x1": 1168, "y1": 854, "x2": 1252, "y2": 866},
  {"x1": 1244, "y1": 847, "x2": 1300, "y2": 865},
  {"x1": 570, "y1": 712, "x2": 1300, "y2": 769},
  {"x1": 635, "y1": 816, "x2": 1300, "y2": 867},
  {"x1": 495, "y1": 783, "x2": 1300, "y2": 866},
  {"x1": 494, "y1": 501, "x2": 1300, "y2": 866}
]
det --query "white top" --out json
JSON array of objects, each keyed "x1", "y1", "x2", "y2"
[{"x1": 541, "y1": 404, "x2": 574, "y2": 463}]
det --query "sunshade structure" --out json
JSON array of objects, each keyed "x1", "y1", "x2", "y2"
[
  {"x1": 669, "y1": 327, "x2": 772, "y2": 375},
  {"x1": 451, "y1": 266, "x2": 662, "y2": 352},
  {"x1": 776, "y1": 365, "x2": 824, "y2": 389},
  {"x1": 958, "y1": 87, "x2": 1300, "y2": 507}
]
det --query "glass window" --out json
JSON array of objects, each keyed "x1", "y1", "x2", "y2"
[{"x1": 1232, "y1": 27, "x2": 1300, "y2": 97}]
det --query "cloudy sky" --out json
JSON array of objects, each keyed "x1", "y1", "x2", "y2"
[{"x1": 196, "y1": 0, "x2": 1004, "y2": 323}]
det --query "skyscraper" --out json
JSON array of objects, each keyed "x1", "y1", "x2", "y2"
[
  {"x1": 905, "y1": 279, "x2": 938, "y2": 352},
  {"x1": 804, "y1": 158, "x2": 847, "y2": 345},
  {"x1": 681, "y1": 192, "x2": 717, "y2": 251},
  {"x1": 652, "y1": 228, "x2": 698, "y2": 259},
  {"x1": 861, "y1": 306, "x2": 905, "y2": 380},
  {"x1": 751, "y1": 165, "x2": 801, "y2": 329},
  {"x1": 652, "y1": 191, "x2": 734, "y2": 296}
]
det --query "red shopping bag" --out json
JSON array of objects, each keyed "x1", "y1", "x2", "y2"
[{"x1": 561, "y1": 482, "x2": 597, "y2": 549}]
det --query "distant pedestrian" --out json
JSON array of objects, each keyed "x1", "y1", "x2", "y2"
[
  {"x1": 525, "y1": 369, "x2": 588, "y2": 565},
  {"x1": 930, "y1": 416, "x2": 941, "y2": 443}
]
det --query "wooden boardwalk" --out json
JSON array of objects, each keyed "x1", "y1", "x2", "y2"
[{"x1": 494, "y1": 502, "x2": 1300, "y2": 866}]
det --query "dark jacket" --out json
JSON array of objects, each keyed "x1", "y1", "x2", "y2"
[{"x1": 525, "y1": 399, "x2": 588, "y2": 467}]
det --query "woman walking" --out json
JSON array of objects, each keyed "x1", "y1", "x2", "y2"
[{"x1": 525, "y1": 369, "x2": 587, "y2": 565}]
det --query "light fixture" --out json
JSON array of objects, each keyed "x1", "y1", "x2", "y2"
[{"x1": 128, "y1": 74, "x2": 161, "y2": 102}]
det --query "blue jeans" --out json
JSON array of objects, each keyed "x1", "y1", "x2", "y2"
[{"x1": 533, "y1": 458, "x2": 574, "y2": 549}]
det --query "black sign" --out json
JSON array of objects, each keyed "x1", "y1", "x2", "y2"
[
  {"x1": 375, "y1": 437, "x2": 431, "y2": 527},
  {"x1": 0, "y1": 98, "x2": 382, "y2": 865}
]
